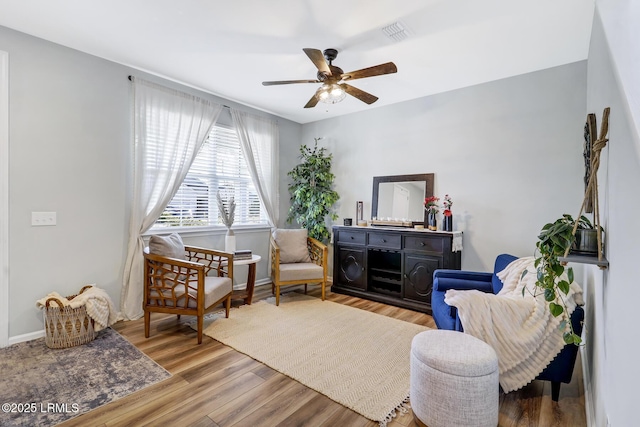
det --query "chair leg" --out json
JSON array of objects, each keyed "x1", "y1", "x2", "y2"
[
  {"x1": 177, "y1": 314, "x2": 181, "y2": 320},
  {"x1": 551, "y1": 381, "x2": 561, "y2": 402},
  {"x1": 225, "y1": 296, "x2": 231, "y2": 318},
  {"x1": 276, "y1": 285, "x2": 280, "y2": 306},
  {"x1": 321, "y1": 280, "x2": 326, "y2": 301},
  {"x1": 197, "y1": 315, "x2": 203, "y2": 344},
  {"x1": 304, "y1": 284, "x2": 308, "y2": 294},
  {"x1": 271, "y1": 283, "x2": 275, "y2": 295},
  {"x1": 144, "y1": 311, "x2": 151, "y2": 338}
]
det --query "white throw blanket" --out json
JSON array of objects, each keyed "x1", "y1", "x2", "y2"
[
  {"x1": 36, "y1": 285, "x2": 118, "y2": 332},
  {"x1": 444, "y1": 257, "x2": 583, "y2": 393}
]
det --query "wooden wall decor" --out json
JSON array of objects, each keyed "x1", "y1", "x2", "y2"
[
  {"x1": 583, "y1": 113, "x2": 597, "y2": 213},
  {"x1": 565, "y1": 107, "x2": 610, "y2": 262}
]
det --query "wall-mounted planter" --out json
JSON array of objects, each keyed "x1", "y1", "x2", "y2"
[{"x1": 572, "y1": 229, "x2": 602, "y2": 255}]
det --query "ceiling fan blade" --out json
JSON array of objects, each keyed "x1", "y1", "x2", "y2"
[
  {"x1": 262, "y1": 79, "x2": 320, "y2": 86},
  {"x1": 304, "y1": 94, "x2": 319, "y2": 109},
  {"x1": 342, "y1": 84, "x2": 378, "y2": 105},
  {"x1": 303, "y1": 48, "x2": 331, "y2": 76},
  {"x1": 341, "y1": 62, "x2": 397, "y2": 81}
]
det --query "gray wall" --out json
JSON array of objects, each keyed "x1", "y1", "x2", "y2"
[
  {"x1": 583, "y1": 5, "x2": 640, "y2": 426},
  {"x1": 287, "y1": 62, "x2": 587, "y2": 272},
  {"x1": 1, "y1": 25, "x2": 301, "y2": 338}
]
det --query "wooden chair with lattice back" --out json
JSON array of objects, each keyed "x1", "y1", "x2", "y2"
[
  {"x1": 270, "y1": 229, "x2": 328, "y2": 306},
  {"x1": 143, "y1": 233, "x2": 233, "y2": 344}
]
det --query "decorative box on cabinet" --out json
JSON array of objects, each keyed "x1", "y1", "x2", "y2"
[{"x1": 332, "y1": 225, "x2": 461, "y2": 314}]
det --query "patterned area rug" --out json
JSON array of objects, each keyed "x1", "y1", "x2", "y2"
[
  {"x1": 0, "y1": 327, "x2": 171, "y2": 427},
  {"x1": 196, "y1": 294, "x2": 429, "y2": 425}
]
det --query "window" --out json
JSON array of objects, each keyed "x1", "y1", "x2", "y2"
[{"x1": 153, "y1": 124, "x2": 269, "y2": 229}]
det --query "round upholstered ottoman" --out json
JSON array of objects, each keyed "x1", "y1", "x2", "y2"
[{"x1": 410, "y1": 330, "x2": 499, "y2": 427}]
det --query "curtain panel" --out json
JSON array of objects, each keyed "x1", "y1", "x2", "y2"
[
  {"x1": 230, "y1": 109, "x2": 279, "y2": 228},
  {"x1": 121, "y1": 78, "x2": 223, "y2": 320}
]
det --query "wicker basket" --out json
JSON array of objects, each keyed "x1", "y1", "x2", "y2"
[{"x1": 43, "y1": 285, "x2": 96, "y2": 349}]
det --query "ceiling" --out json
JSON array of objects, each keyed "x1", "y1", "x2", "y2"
[{"x1": 0, "y1": 0, "x2": 595, "y2": 124}]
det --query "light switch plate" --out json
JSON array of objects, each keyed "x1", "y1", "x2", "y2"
[{"x1": 31, "y1": 212, "x2": 56, "y2": 226}]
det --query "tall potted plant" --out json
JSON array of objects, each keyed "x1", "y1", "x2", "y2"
[{"x1": 286, "y1": 138, "x2": 339, "y2": 242}]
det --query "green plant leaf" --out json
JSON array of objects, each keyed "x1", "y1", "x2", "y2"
[
  {"x1": 544, "y1": 288, "x2": 556, "y2": 302},
  {"x1": 552, "y1": 263, "x2": 564, "y2": 276},
  {"x1": 567, "y1": 267, "x2": 574, "y2": 283},
  {"x1": 559, "y1": 320, "x2": 568, "y2": 331},
  {"x1": 557, "y1": 280, "x2": 570, "y2": 295},
  {"x1": 563, "y1": 332, "x2": 582, "y2": 345},
  {"x1": 549, "y1": 303, "x2": 564, "y2": 317}
]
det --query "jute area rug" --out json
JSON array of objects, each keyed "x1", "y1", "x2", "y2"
[
  {"x1": 197, "y1": 293, "x2": 429, "y2": 425},
  {"x1": 0, "y1": 327, "x2": 171, "y2": 427}
]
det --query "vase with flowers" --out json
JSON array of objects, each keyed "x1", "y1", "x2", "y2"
[
  {"x1": 424, "y1": 196, "x2": 440, "y2": 231},
  {"x1": 443, "y1": 194, "x2": 453, "y2": 232}
]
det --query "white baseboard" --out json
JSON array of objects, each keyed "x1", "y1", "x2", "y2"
[
  {"x1": 8, "y1": 329, "x2": 45, "y2": 346},
  {"x1": 581, "y1": 346, "x2": 596, "y2": 427},
  {"x1": 233, "y1": 277, "x2": 271, "y2": 291}
]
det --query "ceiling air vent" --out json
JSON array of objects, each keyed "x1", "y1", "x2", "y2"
[{"x1": 381, "y1": 21, "x2": 409, "y2": 43}]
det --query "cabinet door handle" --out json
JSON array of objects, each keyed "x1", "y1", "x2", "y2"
[
  {"x1": 350, "y1": 236, "x2": 354, "y2": 239},
  {"x1": 420, "y1": 242, "x2": 425, "y2": 246},
  {"x1": 382, "y1": 239, "x2": 387, "y2": 243}
]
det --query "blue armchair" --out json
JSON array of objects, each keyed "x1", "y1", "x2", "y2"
[{"x1": 431, "y1": 253, "x2": 584, "y2": 401}]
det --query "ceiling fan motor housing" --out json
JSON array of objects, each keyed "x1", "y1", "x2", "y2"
[{"x1": 323, "y1": 48, "x2": 339, "y2": 63}]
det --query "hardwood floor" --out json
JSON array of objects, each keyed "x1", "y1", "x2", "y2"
[{"x1": 58, "y1": 285, "x2": 586, "y2": 427}]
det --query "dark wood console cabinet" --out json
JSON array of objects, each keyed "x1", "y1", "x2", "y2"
[{"x1": 332, "y1": 225, "x2": 461, "y2": 314}]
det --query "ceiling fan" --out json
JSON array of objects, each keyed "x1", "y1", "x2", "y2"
[{"x1": 262, "y1": 48, "x2": 397, "y2": 108}]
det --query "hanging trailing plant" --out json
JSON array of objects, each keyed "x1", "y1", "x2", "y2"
[
  {"x1": 286, "y1": 138, "x2": 340, "y2": 242},
  {"x1": 523, "y1": 214, "x2": 600, "y2": 346}
]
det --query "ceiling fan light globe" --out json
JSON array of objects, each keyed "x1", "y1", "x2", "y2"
[
  {"x1": 330, "y1": 87, "x2": 344, "y2": 97},
  {"x1": 316, "y1": 83, "x2": 346, "y2": 104}
]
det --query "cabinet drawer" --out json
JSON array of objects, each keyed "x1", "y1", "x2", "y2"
[
  {"x1": 368, "y1": 232, "x2": 401, "y2": 249},
  {"x1": 337, "y1": 229, "x2": 366, "y2": 245},
  {"x1": 405, "y1": 235, "x2": 444, "y2": 253}
]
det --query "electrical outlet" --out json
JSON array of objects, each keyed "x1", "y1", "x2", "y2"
[{"x1": 31, "y1": 212, "x2": 57, "y2": 226}]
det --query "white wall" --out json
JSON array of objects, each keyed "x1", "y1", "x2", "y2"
[
  {"x1": 288, "y1": 63, "x2": 587, "y2": 272},
  {"x1": 597, "y1": 0, "x2": 640, "y2": 151},
  {"x1": 0, "y1": 25, "x2": 301, "y2": 339},
  {"x1": 583, "y1": 5, "x2": 640, "y2": 426},
  {"x1": 0, "y1": 50, "x2": 8, "y2": 348}
]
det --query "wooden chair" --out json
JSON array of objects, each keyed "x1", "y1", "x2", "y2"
[
  {"x1": 270, "y1": 230, "x2": 328, "y2": 306},
  {"x1": 143, "y1": 236, "x2": 233, "y2": 344}
]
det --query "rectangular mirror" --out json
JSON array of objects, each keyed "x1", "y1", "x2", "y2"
[{"x1": 371, "y1": 173, "x2": 434, "y2": 226}]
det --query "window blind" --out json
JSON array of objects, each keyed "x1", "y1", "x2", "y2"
[{"x1": 154, "y1": 124, "x2": 267, "y2": 228}]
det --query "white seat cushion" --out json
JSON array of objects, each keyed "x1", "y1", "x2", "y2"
[
  {"x1": 279, "y1": 262, "x2": 323, "y2": 282},
  {"x1": 198, "y1": 276, "x2": 233, "y2": 308},
  {"x1": 149, "y1": 276, "x2": 232, "y2": 309}
]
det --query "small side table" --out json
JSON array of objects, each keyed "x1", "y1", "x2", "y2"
[{"x1": 228, "y1": 254, "x2": 261, "y2": 305}]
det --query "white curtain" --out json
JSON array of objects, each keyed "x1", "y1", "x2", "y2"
[
  {"x1": 121, "y1": 78, "x2": 223, "y2": 320},
  {"x1": 230, "y1": 109, "x2": 279, "y2": 227}
]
